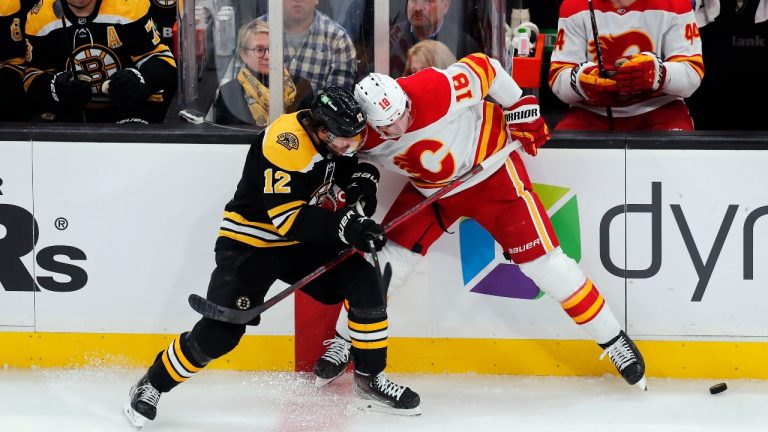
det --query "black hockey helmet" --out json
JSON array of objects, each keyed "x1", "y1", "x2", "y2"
[{"x1": 310, "y1": 86, "x2": 367, "y2": 138}]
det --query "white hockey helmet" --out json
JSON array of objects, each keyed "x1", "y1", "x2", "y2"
[{"x1": 354, "y1": 73, "x2": 409, "y2": 128}]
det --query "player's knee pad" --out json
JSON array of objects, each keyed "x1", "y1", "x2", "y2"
[
  {"x1": 518, "y1": 247, "x2": 587, "y2": 302},
  {"x1": 367, "y1": 241, "x2": 420, "y2": 297},
  {"x1": 189, "y1": 317, "x2": 245, "y2": 359}
]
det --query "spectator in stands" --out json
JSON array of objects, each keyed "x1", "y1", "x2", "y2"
[
  {"x1": 403, "y1": 39, "x2": 456, "y2": 76},
  {"x1": 214, "y1": 19, "x2": 314, "y2": 127},
  {"x1": 389, "y1": 0, "x2": 481, "y2": 78},
  {"x1": 24, "y1": 0, "x2": 177, "y2": 123},
  {"x1": 260, "y1": 0, "x2": 357, "y2": 93},
  {"x1": 548, "y1": 0, "x2": 703, "y2": 131},
  {"x1": 0, "y1": 1, "x2": 28, "y2": 121}
]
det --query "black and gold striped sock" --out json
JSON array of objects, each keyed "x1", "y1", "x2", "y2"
[{"x1": 147, "y1": 332, "x2": 212, "y2": 392}]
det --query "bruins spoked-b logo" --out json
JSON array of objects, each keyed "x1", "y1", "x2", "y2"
[
  {"x1": 152, "y1": 0, "x2": 177, "y2": 8},
  {"x1": 276, "y1": 133, "x2": 299, "y2": 151},
  {"x1": 235, "y1": 296, "x2": 251, "y2": 310}
]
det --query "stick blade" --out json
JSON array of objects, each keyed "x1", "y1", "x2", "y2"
[{"x1": 188, "y1": 294, "x2": 224, "y2": 321}]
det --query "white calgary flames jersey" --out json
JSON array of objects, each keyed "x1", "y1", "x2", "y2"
[
  {"x1": 361, "y1": 53, "x2": 523, "y2": 196},
  {"x1": 549, "y1": 0, "x2": 704, "y2": 117}
]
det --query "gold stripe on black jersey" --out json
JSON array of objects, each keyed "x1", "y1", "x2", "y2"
[
  {"x1": 133, "y1": 44, "x2": 177, "y2": 68},
  {"x1": 267, "y1": 200, "x2": 306, "y2": 235},
  {"x1": 218, "y1": 210, "x2": 299, "y2": 248}
]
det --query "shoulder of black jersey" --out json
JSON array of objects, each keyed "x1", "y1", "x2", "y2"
[
  {"x1": 0, "y1": 0, "x2": 21, "y2": 17},
  {"x1": 97, "y1": 0, "x2": 151, "y2": 23},
  {"x1": 25, "y1": 0, "x2": 57, "y2": 37},
  {"x1": 149, "y1": 0, "x2": 177, "y2": 10},
  {"x1": 262, "y1": 112, "x2": 323, "y2": 174}
]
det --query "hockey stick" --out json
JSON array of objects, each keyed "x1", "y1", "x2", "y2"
[
  {"x1": 586, "y1": 0, "x2": 614, "y2": 131},
  {"x1": 188, "y1": 153, "x2": 500, "y2": 324}
]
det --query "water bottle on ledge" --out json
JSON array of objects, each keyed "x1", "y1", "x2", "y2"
[{"x1": 214, "y1": 6, "x2": 235, "y2": 56}]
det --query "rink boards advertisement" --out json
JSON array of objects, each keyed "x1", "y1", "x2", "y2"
[{"x1": 1, "y1": 140, "x2": 768, "y2": 377}]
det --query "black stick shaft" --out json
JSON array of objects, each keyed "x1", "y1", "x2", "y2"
[{"x1": 587, "y1": 0, "x2": 615, "y2": 131}]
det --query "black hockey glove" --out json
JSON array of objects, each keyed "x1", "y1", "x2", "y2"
[
  {"x1": 51, "y1": 71, "x2": 92, "y2": 109},
  {"x1": 345, "y1": 163, "x2": 380, "y2": 217},
  {"x1": 335, "y1": 208, "x2": 387, "y2": 252},
  {"x1": 107, "y1": 68, "x2": 152, "y2": 107}
]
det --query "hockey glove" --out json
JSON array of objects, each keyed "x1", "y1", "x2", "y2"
[
  {"x1": 107, "y1": 68, "x2": 152, "y2": 107},
  {"x1": 613, "y1": 52, "x2": 666, "y2": 94},
  {"x1": 504, "y1": 95, "x2": 551, "y2": 157},
  {"x1": 345, "y1": 163, "x2": 380, "y2": 217},
  {"x1": 570, "y1": 62, "x2": 619, "y2": 107},
  {"x1": 335, "y1": 208, "x2": 386, "y2": 252},
  {"x1": 51, "y1": 71, "x2": 92, "y2": 109}
]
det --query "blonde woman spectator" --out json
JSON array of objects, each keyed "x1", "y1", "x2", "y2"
[
  {"x1": 214, "y1": 19, "x2": 314, "y2": 127},
  {"x1": 403, "y1": 39, "x2": 457, "y2": 76}
]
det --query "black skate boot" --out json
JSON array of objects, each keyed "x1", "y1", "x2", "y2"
[
  {"x1": 353, "y1": 371, "x2": 421, "y2": 416},
  {"x1": 123, "y1": 373, "x2": 162, "y2": 429},
  {"x1": 599, "y1": 330, "x2": 647, "y2": 390},
  {"x1": 314, "y1": 334, "x2": 352, "y2": 387}
]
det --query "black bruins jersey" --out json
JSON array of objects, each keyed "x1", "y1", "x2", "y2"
[
  {"x1": 217, "y1": 111, "x2": 359, "y2": 250},
  {"x1": 148, "y1": 0, "x2": 176, "y2": 48},
  {"x1": 0, "y1": 0, "x2": 25, "y2": 70},
  {"x1": 23, "y1": 0, "x2": 176, "y2": 107},
  {"x1": 1, "y1": 0, "x2": 28, "y2": 121}
]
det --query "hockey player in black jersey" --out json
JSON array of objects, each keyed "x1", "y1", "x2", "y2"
[
  {"x1": 23, "y1": 0, "x2": 177, "y2": 123},
  {"x1": 124, "y1": 87, "x2": 421, "y2": 429},
  {"x1": 0, "y1": 0, "x2": 28, "y2": 121},
  {"x1": 148, "y1": 0, "x2": 176, "y2": 50}
]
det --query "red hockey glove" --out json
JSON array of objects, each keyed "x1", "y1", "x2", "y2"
[
  {"x1": 613, "y1": 52, "x2": 666, "y2": 94},
  {"x1": 504, "y1": 95, "x2": 551, "y2": 157},
  {"x1": 570, "y1": 62, "x2": 619, "y2": 107}
]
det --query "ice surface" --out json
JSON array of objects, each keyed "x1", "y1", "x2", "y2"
[{"x1": 1, "y1": 368, "x2": 766, "y2": 431}]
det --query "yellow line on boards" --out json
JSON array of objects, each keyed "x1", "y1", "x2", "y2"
[
  {"x1": 0, "y1": 333, "x2": 294, "y2": 371},
  {"x1": 3, "y1": 333, "x2": 768, "y2": 379}
]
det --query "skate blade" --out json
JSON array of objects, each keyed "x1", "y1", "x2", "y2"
[
  {"x1": 123, "y1": 404, "x2": 150, "y2": 430},
  {"x1": 635, "y1": 376, "x2": 648, "y2": 391},
  {"x1": 352, "y1": 398, "x2": 422, "y2": 416},
  {"x1": 314, "y1": 372, "x2": 345, "y2": 388}
]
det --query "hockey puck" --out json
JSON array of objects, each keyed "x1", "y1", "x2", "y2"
[{"x1": 709, "y1": 382, "x2": 727, "y2": 394}]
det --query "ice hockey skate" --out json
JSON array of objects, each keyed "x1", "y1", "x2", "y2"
[
  {"x1": 600, "y1": 330, "x2": 647, "y2": 390},
  {"x1": 123, "y1": 373, "x2": 162, "y2": 430},
  {"x1": 352, "y1": 371, "x2": 421, "y2": 416},
  {"x1": 314, "y1": 334, "x2": 352, "y2": 387}
]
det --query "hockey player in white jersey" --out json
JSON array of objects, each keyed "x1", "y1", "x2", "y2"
[
  {"x1": 314, "y1": 53, "x2": 647, "y2": 391},
  {"x1": 549, "y1": 0, "x2": 704, "y2": 130}
]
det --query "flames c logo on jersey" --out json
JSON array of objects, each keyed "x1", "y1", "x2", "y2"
[
  {"x1": 590, "y1": 31, "x2": 654, "y2": 67},
  {"x1": 394, "y1": 140, "x2": 456, "y2": 184}
]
